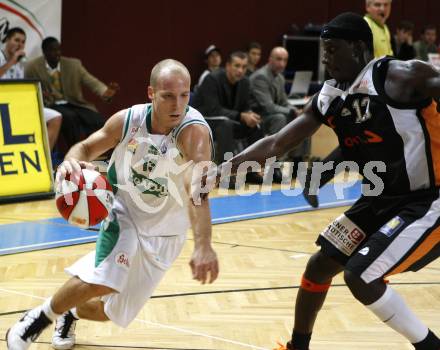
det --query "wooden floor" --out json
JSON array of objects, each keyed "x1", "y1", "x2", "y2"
[{"x1": 0, "y1": 197, "x2": 439, "y2": 350}]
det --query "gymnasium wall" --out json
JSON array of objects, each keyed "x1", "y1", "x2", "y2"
[{"x1": 61, "y1": 0, "x2": 440, "y2": 117}]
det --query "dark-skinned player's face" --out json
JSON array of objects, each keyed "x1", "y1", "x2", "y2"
[{"x1": 321, "y1": 38, "x2": 363, "y2": 83}]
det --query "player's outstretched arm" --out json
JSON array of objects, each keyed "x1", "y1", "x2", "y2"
[
  {"x1": 226, "y1": 100, "x2": 322, "y2": 174},
  {"x1": 56, "y1": 109, "x2": 126, "y2": 182},
  {"x1": 178, "y1": 124, "x2": 219, "y2": 284}
]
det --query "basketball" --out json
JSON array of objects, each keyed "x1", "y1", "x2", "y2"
[{"x1": 56, "y1": 168, "x2": 114, "y2": 228}]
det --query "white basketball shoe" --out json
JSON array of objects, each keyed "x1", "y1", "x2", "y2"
[
  {"x1": 6, "y1": 306, "x2": 52, "y2": 350},
  {"x1": 51, "y1": 311, "x2": 78, "y2": 350}
]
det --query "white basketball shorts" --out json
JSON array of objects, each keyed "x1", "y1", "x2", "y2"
[{"x1": 65, "y1": 210, "x2": 186, "y2": 327}]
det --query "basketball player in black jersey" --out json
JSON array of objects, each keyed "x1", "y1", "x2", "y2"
[{"x1": 219, "y1": 12, "x2": 440, "y2": 350}]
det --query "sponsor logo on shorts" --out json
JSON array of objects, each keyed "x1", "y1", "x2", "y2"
[
  {"x1": 115, "y1": 252, "x2": 130, "y2": 268},
  {"x1": 358, "y1": 246, "x2": 370, "y2": 256},
  {"x1": 348, "y1": 228, "x2": 364, "y2": 243},
  {"x1": 321, "y1": 215, "x2": 366, "y2": 256},
  {"x1": 379, "y1": 216, "x2": 404, "y2": 237}
]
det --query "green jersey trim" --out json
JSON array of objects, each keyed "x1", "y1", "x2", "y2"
[
  {"x1": 122, "y1": 108, "x2": 133, "y2": 140},
  {"x1": 95, "y1": 217, "x2": 120, "y2": 267},
  {"x1": 107, "y1": 163, "x2": 118, "y2": 194},
  {"x1": 146, "y1": 104, "x2": 152, "y2": 133},
  {"x1": 173, "y1": 120, "x2": 215, "y2": 161}
]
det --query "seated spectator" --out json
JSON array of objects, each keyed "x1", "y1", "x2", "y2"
[
  {"x1": 191, "y1": 51, "x2": 264, "y2": 182},
  {"x1": 245, "y1": 41, "x2": 262, "y2": 76},
  {"x1": 24, "y1": 37, "x2": 119, "y2": 149},
  {"x1": 250, "y1": 46, "x2": 310, "y2": 180},
  {"x1": 414, "y1": 25, "x2": 438, "y2": 62},
  {"x1": 0, "y1": 27, "x2": 62, "y2": 150},
  {"x1": 196, "y1": 44, "x2": 222, "y2": 88},
  {"x1": 250, "y1": 47, "x2": 297, "y2": 135},
  {"x1": 392, "y1": 20, "x2": 415, "y2": 60}
]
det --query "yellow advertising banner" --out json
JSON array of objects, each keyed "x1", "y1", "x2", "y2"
[{"x1": 0, "y1": 81, "x2": 53, "y2": 199}]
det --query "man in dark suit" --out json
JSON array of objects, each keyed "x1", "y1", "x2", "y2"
[
  {"x1": 250, "y1": 47, "x2": 297, "y2": 135},
  {"x1": 191, "y1": 51, "x2": 263, "y2": 166},
  {"x1": 25, "y1": 37, "x2": 119, "y2": 149},
  {"x1": 250, "y1": 47, "x2": 311, "y2": 182}
]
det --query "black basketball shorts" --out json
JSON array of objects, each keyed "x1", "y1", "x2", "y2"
[{"x1": 317, "y1": 189, "x2": 440, "y2": 283}]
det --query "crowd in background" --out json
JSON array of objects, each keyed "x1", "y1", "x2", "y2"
[{"x1": 0, "y1": 0, "x2": 439, "y2": 174}]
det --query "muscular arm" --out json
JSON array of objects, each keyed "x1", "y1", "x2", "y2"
[
  {"x1": 228, "y1": 99, "x2": 322, "y2": 173},
  {"x1": 178, "y1": 124, "x2": 219, "y2": 284},
  {"x1": 385, "y1": 60, "x2": 440, "y2": 103}
]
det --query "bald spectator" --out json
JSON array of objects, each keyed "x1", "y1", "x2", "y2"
[
  {"x1": 250, "y1": 47, "x2": 310, "y2": 180},
  {"x1": 250, "y1": 47, "x2": 297, "y2": 135},
  {"x1": 364, "y1": 0, "x2": 393, "y2": 57}
]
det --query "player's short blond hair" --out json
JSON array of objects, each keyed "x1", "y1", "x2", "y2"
[
  {"x1": 150, "y1": 59, "x2": 190, "y2": 88},
  {"x1": 366, "y1": 0, "x2": 392, "y2": 5}
]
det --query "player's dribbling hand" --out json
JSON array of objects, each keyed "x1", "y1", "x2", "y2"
[
  {"x1": 189, "y1": 246, "x2": 219, "y2": 284},
  {"x1": 55, "y1": 159, "x2": 96, "y2": 188}
]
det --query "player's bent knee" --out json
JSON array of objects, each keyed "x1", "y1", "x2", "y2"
[
  {"x1": 343, "y1": 269, "x2": 363, "y2": 288},
  {"x1": 343, "y1": 269, "x2": 374, "y2": 301},
  {"x1": 304, "y1": 250, "x2": 342, "y2": 282}
]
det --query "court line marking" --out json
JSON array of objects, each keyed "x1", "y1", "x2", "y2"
[
  {"x1": 0, "y1": 287, "x2": 269, "y2": 350},
  {"x1": 0, "y1": 199, "x2": 355, "y2": 254},
  {"x1": 136, "y1": 319, "x2": 269, "y2": 350},
  {"x1": 3, "y1": 281, "x2": 440, "y2": 305},
  {"x1": 212, "y1": 199, "x2": 355, "y2": 223},
  {"x1": 0, "y1": 288, "x2": 45, "y2": 300},
  {"x1": 0, "y1": 235, "x2": 98, "y2": 253},
  {"x1": 290, "y1": 254, "x2": 310, "y2": 259}
]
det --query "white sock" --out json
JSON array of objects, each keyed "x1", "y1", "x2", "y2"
[
  {"x1": 70, "y1": 307, "x2": 79, "y2": 320},
  {"x1": 42, "y1": 297, "x2": 61, "y2": 322},
  {"x1": 366, "y1": 286, "x2": 429, "y2": 343}
]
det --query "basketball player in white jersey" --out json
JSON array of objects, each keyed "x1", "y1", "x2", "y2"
[{"x1": 6, "y1": 59, "x2": 219, "y2": 350}]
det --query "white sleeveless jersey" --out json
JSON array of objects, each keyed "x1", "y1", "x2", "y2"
[{"x1": 106, "y1": 103, "x2": 213, "y2": 237}]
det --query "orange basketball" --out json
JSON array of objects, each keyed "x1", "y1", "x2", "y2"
[{"x1": 56, "y1": 169, "x2": 114, "y2": 228}]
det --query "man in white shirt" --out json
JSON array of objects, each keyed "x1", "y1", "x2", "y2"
[{"x1": 0, "y1": 27, "x2": 62, "y2": 150}]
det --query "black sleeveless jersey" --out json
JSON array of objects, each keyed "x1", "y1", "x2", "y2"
[{"x1": 312, "y1": 57, "x2": 440, "y2": 195}]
